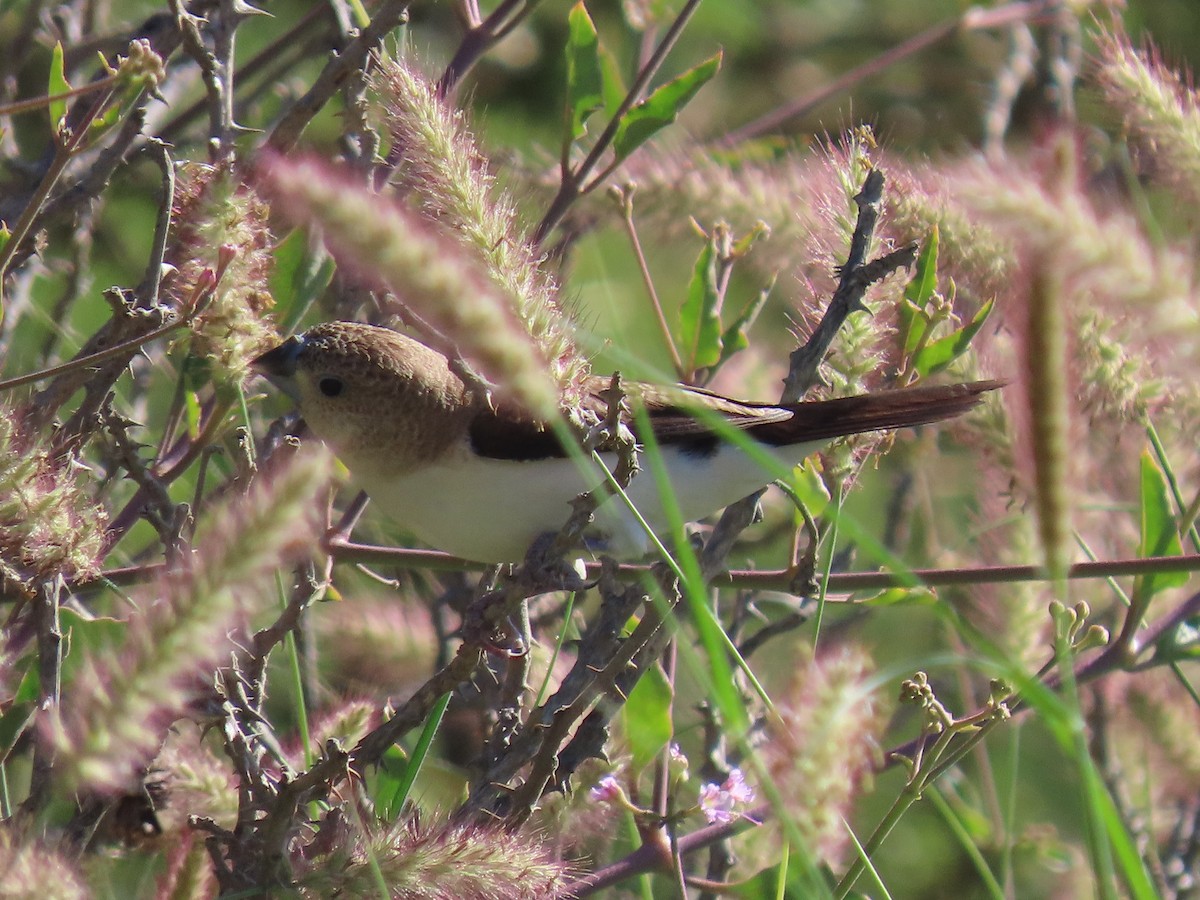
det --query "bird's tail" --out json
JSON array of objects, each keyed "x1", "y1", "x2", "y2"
[{"x1": 752, "y1": 380, "x2": 1003, "y2": 446}]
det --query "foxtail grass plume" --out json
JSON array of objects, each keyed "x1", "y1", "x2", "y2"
[
  {"x1": 256, "y1": 156, "x2": 563, "y2": 417},
  {"x1": 889, "y1": 165, "x2": 1011, "y2": 300},
  {"x1": 1095, "y1": 30, "x2": 1200, "y2": 212},
  {"x1": 166, "y1": 164, "x2": 276, "y2": 381},
  {"x1": 306, "y1": 698, "x2": 378, "y2": 756},
  {"x1": 949, "y1": 141, "x2": 1197, "y2": 578},
  {"x1": 1023, "y1": 256, "x2": 1072, "y2": 584},
  {"x1": 312, "y1": 591, "x2": 436, "y2": 696},
  {"x1": 154, "y1": 831, "x2": 216, "y2": 900},
  {"x1": 295, "y1": 819, "x2": 571, "y2": 899},
  {"x1": 0, "y1": 830, "x2": 88, "y2": 900},
  {"x1": 49, "y1": 449, "x2": 331, "y2": 795},
  {"x1": 0, "y1": 406, "x2": 106, "y2": 593},
  {"x1": 953, "y1": 148, "x2": 1197, "y2": 359},
  {"x1": 764, "y1": 646, "x2": 881, "y2": 866},
  {"x1": 149, "y1": 721, "x2": 238, "y2": 833},
  {"x1": 1076, "y1": 311, "x2": 1156, "y2": 424},
  {"x1": 372, "y1": 58, "x2": 587, "y2": 401}
]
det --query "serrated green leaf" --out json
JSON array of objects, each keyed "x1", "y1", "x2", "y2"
[
  {"x1": 677, "y1": 234, "x2": 723, "y2": 373},
  {"x1": 913, "y1": 296, "x2": 994, "y2": 377},
  {"x1": 48, "y1": 42, "x2": 71, "y2": 133},
  {"x1": 623, "y1": 664, "x2": 673, "y2": 773},
  {"x1": 565, "y1": 3, "x2": 605, "y2": 143},
  {"x1": 1135, "y1": 450, "x2": 1187, "y2": 601},
  {"x1": 612, "y1": 51, "x2": 721, "y2": 163}
]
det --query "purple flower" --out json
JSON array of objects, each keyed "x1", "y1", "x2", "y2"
[
  {"x1": 589, "y1": 775, "x2": 622, "y2": 804},
  {"x1": 699, "y1": 768, "x2": 756, "y2": 824}
]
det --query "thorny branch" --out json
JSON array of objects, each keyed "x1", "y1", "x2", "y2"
[
  {"x1": 267, "y1": 0, "x2": 411, "y2": 153},
  {"x1": 781, "y1": 169, "x2": 915, "y2": 402}
]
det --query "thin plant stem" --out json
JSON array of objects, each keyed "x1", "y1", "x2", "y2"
[
  {"x1": 812, "y1": 479, "x2": 844, "y2": 649},
  {"x1": 0, "y1": 74, "x2": 120, "y2": 117},
  {"x1": 619, "y1": 189, "x2": 684, "y2": 376},
  {"x1": 834, "y1": 783, "x2": 919, "y2": 898}
]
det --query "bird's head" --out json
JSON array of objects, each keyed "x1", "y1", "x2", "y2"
[{"x1": 251, "y1": 322, "x2": 476, "y2": 473}]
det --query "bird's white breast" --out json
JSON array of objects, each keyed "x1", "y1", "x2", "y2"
[{"x1": 347, "y1": 437, "x2": 826, "y2": 563}]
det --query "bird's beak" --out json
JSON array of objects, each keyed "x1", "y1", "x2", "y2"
[
  {"x1": 251, "y1": 334, "x2": 303, "y2": 377},
  {"x1": 251, "y1": 334, "x2": 304, "y2": 401}
]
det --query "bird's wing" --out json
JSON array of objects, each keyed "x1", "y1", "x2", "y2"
[
  {"x1": 464, "y1": 379, "x2": 791, "y2": 461},
  {"x1": 466, "y1": 378, "x2": 1001, "y2": 461}
]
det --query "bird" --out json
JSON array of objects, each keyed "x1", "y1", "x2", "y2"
[{"x1": 252, "y1": 321, "x2": 999, "y2": 563}]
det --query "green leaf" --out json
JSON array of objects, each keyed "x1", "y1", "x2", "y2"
[
  {"x1": 185, "y1": 389, "x2": 202, "y2": 440},
  {"x1": 374, "y1": 744, "x2": 409, "y2": 820},
  {"x1": 598, "y1": 44, "x2": 626, "y2": 119},
  {"x1": 900, "y1": 226, "x2": 938, "y2": 355},
  {"x1": 677, "y1": 232, "x2": 723, "y2": 373},
  {"x1": 0, "y1": 699, "x2": 35, "y2": 763},
  {"x1": 89, "y1": 102, "x2": 122, "y2": 136},
  {"x1": 1135, "y1": 450, "x2": 1187, "y2": 601},
  {"x1": 564, "y1": 3, "x2": 605, "y2": 143},
  {"x1": 612, "y1": 51, "x2": 721, "y2": 163},
  {"x1": 913, "y1": 296, "x2": 994, "y2": 377},
  {"x1": 379, "y1": 691, "x2": 450, "y2": 819},
  {"x1": 623, "y1": 664, "x2": 673, "y2": 773},
  {"x1": 788, "y1": 459, "x2": 830, "y2": 519},
  {"x1": 48, "y1": 42, "x2": 71, "y2": 133},
  {"x1": 717, "y1": 277, "x2": 772, "y2": 367},
  {"x1": 904, "y1": 226, "x2": 939, "y2": 308},
  {"x1": 730, "y1": 220, "x2": 770, "y2": 258}
]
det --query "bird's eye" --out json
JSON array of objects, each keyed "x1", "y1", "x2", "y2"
[{"x1": 318, "y1": 376, "x2": 344, "y2": 398}]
